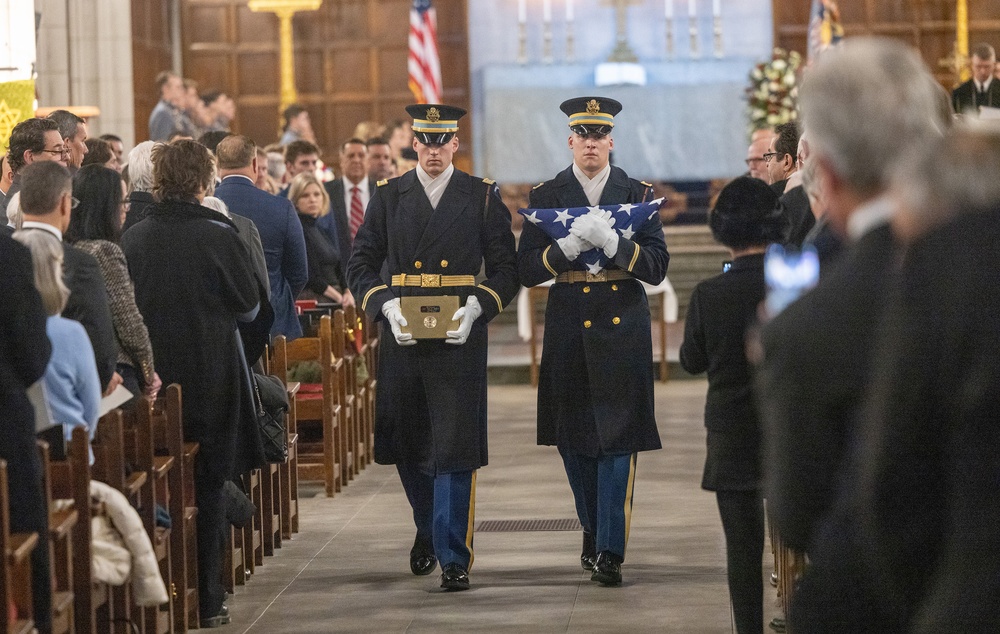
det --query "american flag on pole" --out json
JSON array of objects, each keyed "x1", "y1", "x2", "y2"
[
  {"x1": 408, "y1": 0, "x2": 442, "y2": 104},
  {"x1": 518, "y1": 200, "x2": 664, "y2": 274}
]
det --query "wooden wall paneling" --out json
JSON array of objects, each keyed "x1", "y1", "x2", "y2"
[
  {"x1": 771, "y1": 0, "x2": 1000, "y2": 88},
  {"x1": 179, "y1": 0, "x2": 472, "y2": 167},
  {"x1": 132, "y1": 0, "x2": 174, "y2": 143}
]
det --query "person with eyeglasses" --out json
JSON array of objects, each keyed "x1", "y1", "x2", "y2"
[
  {"x1": 0, "y1": 117, "x2": 69, "y2": 214},
  {"x1": 744, "y1": 130, "x2": 773, "y2": 182},
  {"x1": 764, "y1": 122, "x2": 801, "y2": 196},
  {"x1": 17, "y1": 161, "x2": 122, "y2": 398}
]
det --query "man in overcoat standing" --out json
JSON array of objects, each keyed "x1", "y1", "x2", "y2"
[
  {"x1": 347, "y1": 104, "x2": 518, "y2": 591},
  {"x1": 517, "y1": 97, "x2": 670, "y2": 586}
]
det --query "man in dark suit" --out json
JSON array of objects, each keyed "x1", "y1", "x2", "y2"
[
  {"x1": 951, "y1": 43, "x2": 1000, "y2": 114},
  {"x1": 0, "y1": 230, "x2": 53, "y2": 633},
  {"x1": 517, "y1": 97, "x2": 669, "y2": 587},
  {"x1": 1, "y1": 117, "x2": 69, "y2": 212},
  {"x1": 215, "y1": 135, "x2": 308, "y2": 341},
  {"x1": 765, "y1": 121, "x2": 799, "y2": 197},
  {"x1": 348, "y1": 104, "x2": 518, "y2": 592},
  {"x1": 19, "y1": 161, "x2": 120, "y2": 394},
  {"x1": 755, "y1": 38, "x2": 946, "y2": 632},
  {"x1": 324, "y1": 138, "x2": 377, "y2": 277},
  {"x1": 844, "y1": 125, "x2": 1000, "y2": 634}
]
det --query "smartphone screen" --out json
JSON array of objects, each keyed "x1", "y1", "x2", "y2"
[
  {"x1": 722, "y1": 260, "x2": 732, "y2": 273},
  {"x1": 764, "y1": 244, "x2": 819, "y2": 316}
]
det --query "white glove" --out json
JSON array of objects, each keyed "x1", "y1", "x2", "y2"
[
  {"x1": 446, "y1": 295, "x2": 482, "y2": 345},
  {"x1": 381, "y1": 297, "x2": 416, "y2": 346},
  {"x1": 556, "y1": 234, "x2": 589, "y2": 261},
  {"x1": 570, "y1": 211, "x2": 619, "y2": 257}
]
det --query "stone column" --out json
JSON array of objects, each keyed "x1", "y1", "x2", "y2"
[{"x1": 34, "y1": 0, "x2": 136, "y2": 146}]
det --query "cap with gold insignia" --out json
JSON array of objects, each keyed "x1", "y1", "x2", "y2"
[
  {"x1": 559, "y1": 96, "x2": 622, "y2": 137},
  {"x1": 405, "y1": 103, "x2": 467, "y2": 145}
]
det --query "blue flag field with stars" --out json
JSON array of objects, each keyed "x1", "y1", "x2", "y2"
[{"x1": 518, "y1": 199, "x2": 664, "y2": 274}]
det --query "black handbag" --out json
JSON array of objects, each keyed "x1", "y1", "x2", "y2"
[{"x1": 252, "y1": 372, "x2": 289, "y2": 464}]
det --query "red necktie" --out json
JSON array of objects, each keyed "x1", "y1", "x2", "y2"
[{"x1": 349, "y1": 186, "x2": 364, "y2": 240}]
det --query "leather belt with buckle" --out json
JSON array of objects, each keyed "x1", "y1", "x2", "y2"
[
  {"x1": 391, "y1": 273, "x2": 477, "y2": 288},
  {"x1": 554, "y1": 270, "x2": 631, "y2": 284}
]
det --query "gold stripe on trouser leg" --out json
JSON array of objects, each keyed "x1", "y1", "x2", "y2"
[
  {"x1": 466, "y1": 470, "x2": 477, "y2": 570},
  {"x1": 623, "y1": 454, "x2": 637, "y2": 555}
]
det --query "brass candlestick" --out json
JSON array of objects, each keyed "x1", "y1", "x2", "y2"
[
  {"x1": 518, "y1": 21, "x2": 527, "y2": 64},
  {"x1": 665, "y1": 17, "x2": 674, "y2": 60},
  {"x1": 689, "y1": 19, "x2": 700, "y2": 59},
  {"x1": 543, "y1": 21, "x2": 554, "y2": 64},
  {"x1": 713, "y1": 15, "x2": 723, "y2": 58}
]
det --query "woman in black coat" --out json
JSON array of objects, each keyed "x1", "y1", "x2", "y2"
[
  {"x1": 288, "y1": 172, "x2": 353, "y2": 306},
  {"x1": 679, "y1": 176, "x2": 788, "y2": 634},
  {"x1": 120, "y1": 140, "x2": 261, "y2": 628}
]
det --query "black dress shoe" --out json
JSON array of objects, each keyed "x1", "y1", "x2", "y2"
[
  {"x1": 410, "y1": 538, "x2": 437, "y2": 576},
  {"x1": 200, "y1": 604, "x2": 231, "y2": 628},
  {"x1": 590, "y1": 551, "x2": 623, "y2": 586},
  {"x1": 440, "y1": 563, "x2": 470, "y2": 591},
  {"x1": 581, "y1": 530, "x2": 596, "y2": 571}
]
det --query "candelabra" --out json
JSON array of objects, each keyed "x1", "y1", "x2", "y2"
[
  {"x1": 518, "y1": 21, "x2": 527, "y2": 64},
  {"x1": 543, "y1": 20, "x2": 554, "y2": 64},
  {"x1": 713, "y1": 15, "x2": 723, "y2": 58},
  {"x1": 665, "y1": 17, "x2": 674, "y2": 60},
  {"x1": 689, "y1": 18, "x2": 700, "y2": 59},
  {"x1": 566, "y1": 21, "x2": 576, "y2": 62}
]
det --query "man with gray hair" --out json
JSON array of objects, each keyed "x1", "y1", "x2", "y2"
[
  {"x1": 122, "y1": 141, "x2": 159, "y2": 232},
  {"x1": 755, "y1": 37, "x2": 945, "y2": 632}
]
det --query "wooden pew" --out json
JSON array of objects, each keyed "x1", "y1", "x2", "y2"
[
  {"x1": 124, "y1": 400, "x2": 173, "y2": 634},
  {"x1": 342, "y1": 306, "x2": 368, "y2": 478},
  {"x1": 36, "y1": 440, "x2": 77, "y2": 634},
  {"x1": 0, "y1": 459, "x2": 39, "y2": 634},
  {"x1": 272, "y1": 316, "x2": 341, "y2": 497},
  {"x1": 331, "y1": 310, "x2": 356, "y2": 484},
  {"x1": 358, "y1": 309, "x2": 378, "y2": 465},
  {"x1": 281, "y1": 382, "x2": 300, "y2": 538},
  {"x1": 151, "y1": 385, "x2": 198, "y2": 633},
  {"x1": 84, "y1": 417, "x2": 126, "y2": 633}
]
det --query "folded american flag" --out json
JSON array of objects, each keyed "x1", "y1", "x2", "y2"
[{"x1": 518, "y1": 199, "x2": 664, "y2": 273}]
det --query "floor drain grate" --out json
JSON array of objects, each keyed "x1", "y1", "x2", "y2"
[{"x1": 475, "y1": 518, "x2": 582, "y2": 533}]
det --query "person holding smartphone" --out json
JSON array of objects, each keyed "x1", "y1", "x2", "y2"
[{"x1": 680, "y1": 176, "x2": 787, "y2": 634}]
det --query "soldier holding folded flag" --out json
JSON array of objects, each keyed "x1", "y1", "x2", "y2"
[{"x1": 517, "y1": 96, "x2": 670, "y2": 586}]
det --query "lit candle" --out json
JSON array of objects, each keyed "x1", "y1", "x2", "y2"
[
  {"x1": 665, "y1": 0, "x2": 673, "y2": 19},
  {"x1": 518, "y1": 0, "x2": 526, "y2": 23},
  {"x1": 543, "y1": 0, "x2": 551, "y2": 22},
  {"x1": 713, "y1": 0, "x2": 720, "y2": 16},
  {"x1": 689, "y1": 0, "x2": 696, "y2": 18},
  {"x1": 566, "y1": 0, "x2": 574, "y2": 22}
]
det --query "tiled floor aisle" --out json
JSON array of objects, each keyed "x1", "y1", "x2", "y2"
[{"x1": 226, "y1": 380, "x2": 781, "y2": 633}]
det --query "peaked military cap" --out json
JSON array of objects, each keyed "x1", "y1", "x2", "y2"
[
  {"x1": 405, "y1": 103, "x2": 467, "y2": 145},
  {"x1": 559, "y1": 96, "x2": 622, "y2": 137}
]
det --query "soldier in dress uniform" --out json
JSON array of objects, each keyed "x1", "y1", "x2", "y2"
[
  {"x1": 517, "y1": 96, "x2": 670, "y2": 586},
  {"x1": 347, "y1": 104, "x2": 518, "y2": 591}
]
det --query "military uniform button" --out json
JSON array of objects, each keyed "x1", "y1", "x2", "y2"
[
  {"x1": 584, "y1": 320, "x2": 592, "y2": 328},
  {"x1": 441, "y1": 260, "x2": 448, "y2": 268},
  {"x1": 415, "y1": 261, "x2": 422, "y2": 269},
  {"x1": 583, "y1": 286, "x2": 590, "y2": 293},
  {"x1": 611, "y1": 284, "x2": 618, "y2": 291},
  {"x1": 612, "y1": 317, "x2": 621, "y2": 325}
]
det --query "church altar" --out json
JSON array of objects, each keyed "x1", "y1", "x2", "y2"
[
  {"x1": 474, "y1": 58, "x2": 758, "y2": 183},
  {"x1": 466, "y1": 0, "x2": 772, "y2": 184}
]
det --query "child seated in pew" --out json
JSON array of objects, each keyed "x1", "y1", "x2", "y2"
[{"x1": 13, "y1": 230, "x2": 101, "y2": 462}]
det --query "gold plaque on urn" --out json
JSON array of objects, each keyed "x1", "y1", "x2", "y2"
[{"x1": 400, "y1": 296, "x2": 459, "y2": 339}]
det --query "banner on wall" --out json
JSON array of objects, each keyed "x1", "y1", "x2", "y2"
[{"x1": 0, "y1": 79, "x2": 35, "y2": 149}]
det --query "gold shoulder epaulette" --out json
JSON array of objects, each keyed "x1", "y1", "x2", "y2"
[
  {"x1": 532, "y1": 182, "x2": 545, "y2": 190},
  {"x1": 377, "y1": 179, "x2": 388, "y2": 187},
  {"x1": 640, "y1": 180, "x2": 653, "y2": 187},
  {"x1": 483, "y1": 177, "x2": 496, "y2": 185}
]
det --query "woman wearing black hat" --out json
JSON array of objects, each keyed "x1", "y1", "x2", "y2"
[{"x1": 679, "y1": 176, "x2": 788, "y2": 634}]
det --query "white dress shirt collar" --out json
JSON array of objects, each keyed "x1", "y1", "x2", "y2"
[
  {"x1": 847, "y1": 195, "x2": 895, "y2": 242},
  {"x1": 573, "y1": 162, "x2": 611, "y2": 206},
  {"x1": 21, "y1": 220, "x2": 64, "y2": 241},
  {"x1": 978, "y1": 77, "x2": 994, "y2": 93},
  {"x1": 416, "y1": 163, "x2": 454, "y2": 210}
]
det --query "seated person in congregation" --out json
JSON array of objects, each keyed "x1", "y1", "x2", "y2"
[{"x1": 288, "y1": 172, "x2": 353, "y2": 306}]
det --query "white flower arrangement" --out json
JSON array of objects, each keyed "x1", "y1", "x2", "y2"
[{"x1": 746, "y1": 48, "x2": 802, "y2": 136}]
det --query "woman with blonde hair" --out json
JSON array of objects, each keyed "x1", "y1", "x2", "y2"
[
  {"x1": 13, "y1": 229, "x2": 102, "y2": 449},
  {"x1": 288, "y1": 171, "x2": 354, "y2": 306}
]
